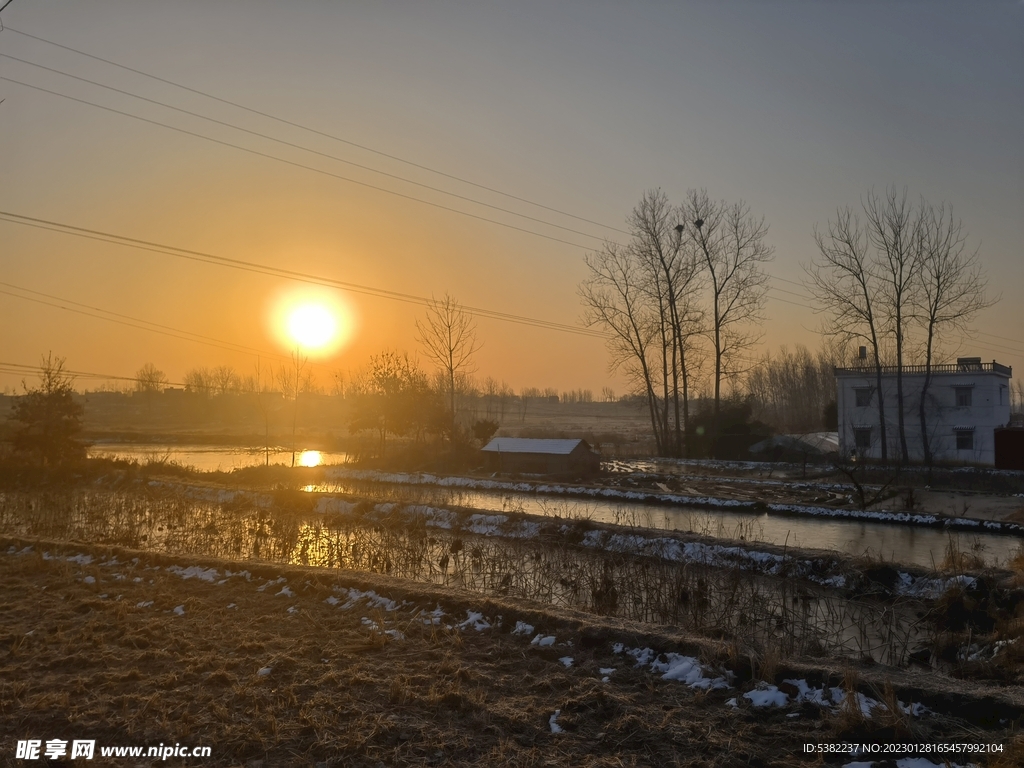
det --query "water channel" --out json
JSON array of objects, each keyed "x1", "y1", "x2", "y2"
[{"x1": 83, "y1": 444, "x2": 1022, "y2": 569}]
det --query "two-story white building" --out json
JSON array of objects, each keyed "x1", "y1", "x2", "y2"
[{"x1": 835, "y1": 357, "x2": 1012, "y2": 465}]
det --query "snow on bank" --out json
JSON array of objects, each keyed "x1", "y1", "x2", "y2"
[
  {"x1": 325, "y1": 468, "x2": 1024, "y2": 534},
  {"x1": 312, "y1": 499, "x2": 978, "y2": 599}
]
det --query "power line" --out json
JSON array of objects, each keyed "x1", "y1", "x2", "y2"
[
  {"x1": 955, "y1": 335, "x2": 1024, "y2": 357},
  {"x1": 4, "y1": 24, "x2": 630, "y2": 237},
  {"x1": 0, "y1": 210, "x2": 610, "y2": 339},
  {"x1": 0, "y1": 280, "x2": 297, "y2": 362},
  {"x1": 0, "y1": 360, "x2": 182, "y2": 386},
  {"x1": 0, "y1": 52, "x2": 612, "y2": 244},
  {"x1": 974, "y1": 329, "x2": 1024, "y2": 348},
  {"x1": 0, "y1": 75, "x2": 596, "y2": 252}
]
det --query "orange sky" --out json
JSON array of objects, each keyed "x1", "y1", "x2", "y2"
[{"x1": 2, "y1": 2, "x2": 1021, "y2": 396}]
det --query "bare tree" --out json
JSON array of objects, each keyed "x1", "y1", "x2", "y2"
[
  {"x1": 632, "y1": 190, "x2": 705, "y2": 456},
  {"x1": 135, "y1": 363, "x2": 167, "y2": 393},
  {"x1": 183, "y1": 367, "x2": 214, "y2": 395},
  {"x1": 211, "y1": 365, "x2": 240, "y2": 396},
  {"x1": 416, "y1": 293, "x2": 480, "y2": 443},
  {"x1": 682, "y1": 189, "x2": 773, "y2": 458},
  {"x1": 865, "y1": 187, "x2": 924, "y2": 463},
  {"x1": 580, "y1": 190, "x2": 711, "y2": 458},
  {"x1": 806, "y1": 208, "x2": 890, "y2": 462},
  {"x1": 253, "y1": 358, "x2": 273, "y2": 466},
  {"x1": 913, "y1": 201, "x2": 993, "y2": 465},
  {"x1": 276, "y1": 350, "x2": 310, "y2": 467},
  {"x1": 580, "y1": 241, "x2": 667, "y2": 452},
  {"x1": 744, "y1": 344, "x2": 845, "y2": 433},
  {"x1": 349, "y1": 351, "x2": 435, "y2": 456}
]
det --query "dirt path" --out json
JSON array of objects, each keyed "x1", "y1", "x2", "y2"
[{"x1": 2, "y1": 538, "x2": 1022, "y2": 767}]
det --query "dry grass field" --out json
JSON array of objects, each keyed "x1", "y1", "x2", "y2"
[{"x1": 3, "y1": 537, "x2": 1023, "y2": 768}]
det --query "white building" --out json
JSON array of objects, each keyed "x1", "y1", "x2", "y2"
[{"x1": 835, "y1": 357, "x2": 1012, "y2": 465}]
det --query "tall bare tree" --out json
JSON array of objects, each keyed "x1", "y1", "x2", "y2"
[
  {"x1": 631, "y1": 190, "x2": 704, "y2": 456},
  {"x1": 581, "y1": 191, "x2": 707, "y2": 457},
  {"x1": 913, "y1": 201, "x2": 993, "y2": 465},
  {"x1": 682, "y1": 189, "x2": 773, "y2": 458},
  {"x1": 416, "y1": 293, "x2": 479, "y2": 443},
  {"x1": 865, "y1": 187, "x2": 924, "y2": 463},
  {"x1": 580, "y1": 240, "x2": 667, "y2": 452},
  {"x1": 806, "y1": 207, "x2": 890, "y2": 461}
]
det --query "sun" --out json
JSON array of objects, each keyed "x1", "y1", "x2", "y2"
[
  {"x1": 287, "y1": 303, "x2": 337, "y2": 349},
  {"x1": 269, "y1": 288, "x2": 356, "y2": 357}
]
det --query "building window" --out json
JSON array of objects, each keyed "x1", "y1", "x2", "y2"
[
  {"x1": 955, "y1": 430, "x2": 974, "y2": 451},
  {"x1": 854, "y1": 388, "x2": 872, "y2": 407},
  {"x1": 854, "y1": 428, "x2": 872, "y2": 452},
  {"x1": 955, "y1": 387, "x2": 972, "y2": 407}
]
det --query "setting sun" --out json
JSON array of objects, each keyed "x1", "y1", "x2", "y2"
[
  {"x1": 287, "y1": 304, "x2": 337, "y2": 349},
  {"x1": 269, "y1": 287, "x2": 356, "y2": 357}
]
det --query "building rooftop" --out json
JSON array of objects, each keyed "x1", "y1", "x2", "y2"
[
  {"x1": 835, "y1": 359, "x2": 1011, "y2": 377},
  {"x1": 481, "y1": 438, "x2": 589, "y2": 455}
]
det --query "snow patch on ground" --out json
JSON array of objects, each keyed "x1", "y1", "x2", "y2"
[
  {"x1": 511, "y1": 621, "x2": 535, "y2": 636},
  {"x1": 548, "y1": 710, "x2": 563, "y2": 734},
  {"x1": 743, "y1": 685, "x2": 789, "y2": 707},
  {"x1": 616, "y1": 645, "x2": 730, "y2": 690},
  {"x1": 458, "y1": 611, "x2": 492, "y2": 632},
  {"x1": 333, "y1": 587, "x2": 400, "y2": 612},
  {"x1": 167, "y1": 565, "x2": 220, "y2": 582}
]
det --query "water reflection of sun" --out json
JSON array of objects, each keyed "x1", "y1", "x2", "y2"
[{"x1": 297, "y1": 450, "x2": 322, "y2": 468}]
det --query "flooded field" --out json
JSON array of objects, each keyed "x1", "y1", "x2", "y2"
[
  {"x1": 0, "y1": 485, "x2": 942, "y2": 666},
  {"x1": 88, "y1": 443, "x2": 352, "y2": 472},
  {"x1": 310, "y1": 480, "x2": 1023, "y2": 570}
]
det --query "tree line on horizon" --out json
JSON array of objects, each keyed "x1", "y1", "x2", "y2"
[{"x1": 3, "y1": 185, "x2": 1017, "y2": 467}]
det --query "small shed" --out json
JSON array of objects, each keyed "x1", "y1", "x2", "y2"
[{"x1": 481, "y1": 437, "x2": 600, "y2": 477}]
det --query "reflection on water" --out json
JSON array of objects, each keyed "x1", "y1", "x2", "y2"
[
  {"x1": 283, "y1": 517, "x2": 929, "y2": 666},
  {"x1": 88, "y1": 443, "x2": 350, "y2": 472},
  {"x1": 308, "y1": 481, "x2": 1023, "y2": 570},
  {"x1": 297, "y1": 450, "x2": 323, "y2": 468},
  {"x1": 0, "y1": 486, "x2": 943, "y2": 665}
]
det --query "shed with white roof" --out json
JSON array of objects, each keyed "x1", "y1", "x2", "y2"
[{"x1": 480, "y1": 437, "x2": 600, "y2": 476}]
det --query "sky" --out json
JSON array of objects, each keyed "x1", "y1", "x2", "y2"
[{"x1": 1, "y1": 1, "x2": 1022, "y2": 395}]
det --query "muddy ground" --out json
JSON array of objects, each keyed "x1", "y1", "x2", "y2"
[{"x1": 2, "y1": 537, "x2": 1023, "y2": 767}]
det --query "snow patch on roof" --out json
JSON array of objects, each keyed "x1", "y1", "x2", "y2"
[{"x1": 482, "y1": 438, "x2": 587, "y2": 455}]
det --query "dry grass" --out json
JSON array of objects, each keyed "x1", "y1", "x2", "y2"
[{"x1": 1, "y1": 539, "x2": 1018, "y2": 767}]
